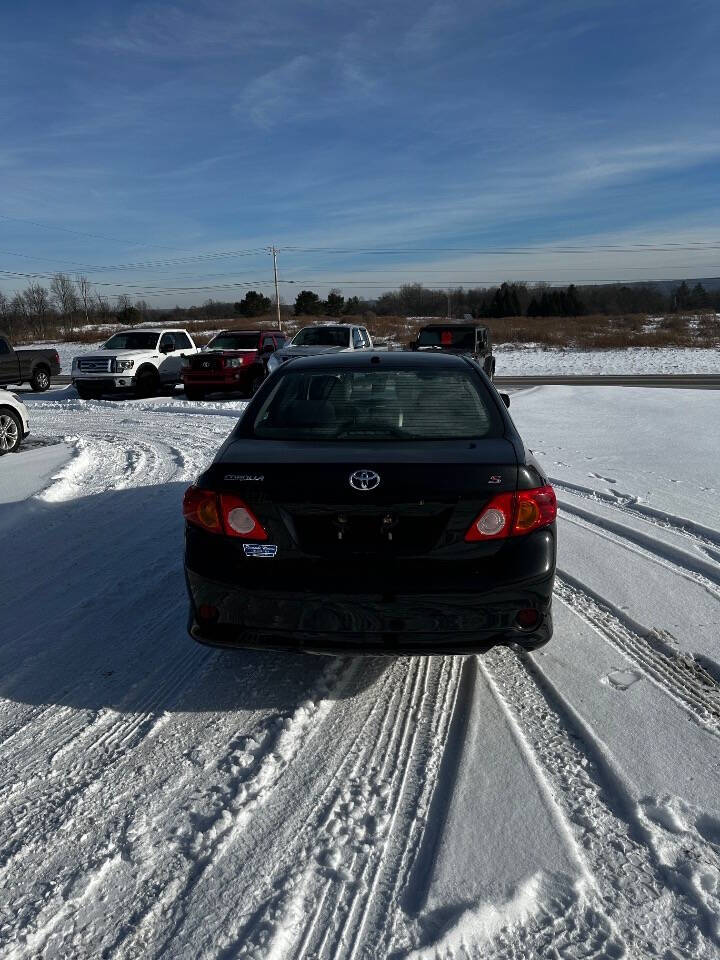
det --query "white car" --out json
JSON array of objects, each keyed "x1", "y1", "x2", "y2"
[
  {"x1": 266, "y1": 324, "x2": 373, "y2": 375},
  {"x1": 0, "y1": 388, "x2": 29, "y2": 454},
  {"x1": 72, "y1": 328, "x2": 199, "y2": 399}
]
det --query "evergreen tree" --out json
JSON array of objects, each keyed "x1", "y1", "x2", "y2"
[
  {"x1": 325, "y1": 290, "x2": 345, "y2": 316},
  {"x1": 691, "y1": 283, "x2": 708, "y2": 309},
  {"x1": 672, "y1": 281, "x2": 691, "y2": 311},
  {"x1": 236, "y1": 290, "x2": 271, "y2": 317},
  {"x1": 342, "y1": 296, "x2": 361, "y2": 315},
  {"x1": 294, "y1": 290, "x2": 323, "y2": 315}
]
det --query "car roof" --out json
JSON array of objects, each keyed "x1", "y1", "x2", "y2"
[
  {"x1": 114, "y1": 327, "x2": 188, "y2": 333},
  {"x1": 295, "y1": 322, "x2": 360, "y2": 329},
  {"x1": 213, "y1": 329, "x2": 284, "y2": 335},
  {"x1": 282, "y1": 350, "x2": 472, "y2": 371},
  {"x1": 419, "y1": 322, "x2": 486, "y2": 329}
]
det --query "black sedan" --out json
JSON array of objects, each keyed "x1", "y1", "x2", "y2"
[{"x1": 183, "y1": 351, "x2": 556, "y2": 655}]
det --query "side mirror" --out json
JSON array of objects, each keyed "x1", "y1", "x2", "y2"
[{"x1": 500, "y1": 393, "x2": 510, "y2": 408}]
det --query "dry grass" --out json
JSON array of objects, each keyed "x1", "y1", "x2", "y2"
[
  {"x1": 17, "y1": 310, "x2": 720, "y2": 350},
  {"x1": 377, "y1": 312, "x2": 720, "y2": 349}
]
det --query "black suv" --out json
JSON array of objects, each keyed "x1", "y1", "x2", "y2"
[{"x1": 412, "y1": 323, "x2": 495, "y2": 379}]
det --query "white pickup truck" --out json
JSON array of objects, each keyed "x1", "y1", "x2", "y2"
[{"x1": 72, "y1": 328, "x2": 200, "y2": 399}]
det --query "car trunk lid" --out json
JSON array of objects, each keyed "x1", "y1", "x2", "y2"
[{"x1": 206, "y1": 437, "x2": 518, "y2": 557}]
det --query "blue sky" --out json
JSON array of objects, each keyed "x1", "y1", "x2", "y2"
[{"x1": 2, "y1": 0, "x2": 720, "y2": 305}]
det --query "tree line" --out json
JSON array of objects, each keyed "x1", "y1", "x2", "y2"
[
  {"x1": 370, "y1": 281, "x2": 720, "y2": 318},
  {"x1": 2, "y1": 273, "x2": 718, "y2": 342}
]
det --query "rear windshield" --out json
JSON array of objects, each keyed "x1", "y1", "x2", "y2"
[
  {"x1": 103, "y1": 332, "x2": 159, "y2": 350},
  {"x1": 417, "y1": 327, "x2": 475, "y2": 349},
  {"x1": 292, "y1": 327, "x2": 350, "y2": 347},
  {"x1": 207, "y1": 332, "x2": 259, "y2": 350},
  {"x1": 252, "y1": 369, "x2": 501, "y2": 440}
]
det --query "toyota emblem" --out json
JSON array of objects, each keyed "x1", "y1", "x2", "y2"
[{"x1": 349, "y1": 469, "x2": 381, "y2": 491}]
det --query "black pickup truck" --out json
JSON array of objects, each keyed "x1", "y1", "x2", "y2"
[
  {"x1": 0, "y1": 333, "x2": 61, "y2": 391},
  {"x1": 411, "y1": 322, "x2": 495, "y2": 379}
]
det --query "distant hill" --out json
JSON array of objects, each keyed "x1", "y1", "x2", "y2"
[{"x1": 625, "y1": 277, "x2": 720, "y2": 293}]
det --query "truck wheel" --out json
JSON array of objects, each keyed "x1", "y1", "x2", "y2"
[
  {"x1": 185, "y1": 387, "x2": 206, "y2": 401},
  {"x1": 248, "y1": 373, "x2": 264, "y2": 397},
  {"x1": 31, "y1": 365, "x2": 51, "y2": 392},
  {"x1": 135, "y1": 369, "x2": 159, "y2": 399},
  {"x1": 0, "y1": 410, "x2": 21, "y2": 454}
]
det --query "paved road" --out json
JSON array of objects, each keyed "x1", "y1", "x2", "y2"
[
  {"x1": 42, "y1": 373, "x2": 720, "y2": 391},
  {"x1": 495, "y1": 374, "x2": 720, "y2": 389}
]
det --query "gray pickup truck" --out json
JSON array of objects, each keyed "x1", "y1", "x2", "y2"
[{"x1": 0, "y1": 333, "x2": 61, "y2": 391}]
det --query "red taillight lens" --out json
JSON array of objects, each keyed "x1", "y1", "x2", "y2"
[
  {"x1": 220, "y1": 495, "x2": 267, "y2": 540},
  {"x1": 183, "y1": 486, "x2": 222, "y2": 533},
  {"x1": 464, "y1": 485, "x2": 556, "y2": 541},
  {"x1": 514, "y1": 486, "x2": 556, "y2": 534},
  {"x1": 182, "y1": 489, "x2": 268, "y2": 540}
]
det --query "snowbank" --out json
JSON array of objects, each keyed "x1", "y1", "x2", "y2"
[{"x1": 495, "y1": 344, "x2": 720, "y2": 375}]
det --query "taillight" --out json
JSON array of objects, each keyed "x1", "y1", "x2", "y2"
[
  {"x1": 464, "y1": 492, "x2": 514, "y2": 541},
  {"x1": 514, "y1": 486, "x2": 556, "y2": 533},
  {"x1": 464, "y1": 485, "x2": 556, "y2": 541},
  {"x1": 182, "y1": 487, "x2": 268, "y2": 540},
  {"x1": 220, "y1": 495, "x2": 267, "y2": 540},
  {"x1": 183, "y1": 486, "x2": 222, "y2": 533}
]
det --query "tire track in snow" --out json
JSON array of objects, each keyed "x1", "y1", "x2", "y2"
[
  {"x1": 195, "y1": 657, "x2": 412, "y2": 960},
  {"x1": 481, "y1": 648, "x2": 720, "y2": 958},
  {"x1": 551, "y1": 477, "x2": 720, "y2": 561},
  {"x1": 208, "y1": 656, "x2": 464, "y2": 960},
  {"x1": 555, "y1": 574, "x2": 720, "y2": 736},
  {"x1": 199, "y1": 657, "x2": 427, "y2": 960},
  {"x1": 0, "y1": 641, "x2": 212, "y2": 879},
  {"x1": 103, "y1": 657, "x2": 353, "y2": 960},
  {"x1": 557, "y1": 505, "x2": 720, "y2": 601}
]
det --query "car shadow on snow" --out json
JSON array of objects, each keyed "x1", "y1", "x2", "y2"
[{"x1": 0, "y1": 483, "x2": 387, "y2": 716}]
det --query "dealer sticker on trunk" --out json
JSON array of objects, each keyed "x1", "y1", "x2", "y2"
[{"x1": 243, "y1": 544, "x2": 278, "y2": 558}]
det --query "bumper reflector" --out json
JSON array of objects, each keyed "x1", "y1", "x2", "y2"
[{"x1": 515, "y1": 608, "x2": 540, "y2": 630}]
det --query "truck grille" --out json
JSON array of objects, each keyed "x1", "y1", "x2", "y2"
[
  {"x1": 78, "y1": 357, "x2": 112, "y2": 373},
  {"x1": 189, "y1": 355, "x2": 222, "y2": 371}
]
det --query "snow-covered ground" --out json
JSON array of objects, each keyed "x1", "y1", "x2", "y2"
[
  {"x1": 494, "y1": 343, "x2": 720, "y2": 375},
  {"x1": 0, "y1": 385, "x2": 719, "y2": 958}
]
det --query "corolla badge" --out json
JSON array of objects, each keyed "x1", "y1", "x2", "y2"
[{"x1": 349, "y1": 469, "x2": 381, "y2": 491}]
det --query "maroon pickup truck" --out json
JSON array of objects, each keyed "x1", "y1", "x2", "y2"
[
  {"x1": 182, "y1": 329, "x2": 288, "y2": 400},
  {"x1": 0, "y1": 333, "x2": 61, "y2": 391}
]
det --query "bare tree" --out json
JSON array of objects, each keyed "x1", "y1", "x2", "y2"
[
  {"x1": 22, "y1": 283, "x2": 52, "y2": 338},
  {"x1": 134, "y1": 299, "x2": 149, "y2": 321},
  {"x1": 9, "y1": 293, "x2": 28, "y2": 340},
  {"x1": 0, "y1": 291, "x2": 8, "y2": 335},
  {"x1": 75, "y1": 275, "x2": 93, "y2": 325},
  {"x1": 94, "y1": 293, "x2": 111, "y2": 320},
  {"x1": 50, "y1": 273, "x2": 79, "y2": 334},
  {"x1": 116, "y1": 294, "x2": 132, "y2": 313}
]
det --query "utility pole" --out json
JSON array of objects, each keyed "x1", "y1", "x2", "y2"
[
  {"x1": 271, "y1": 245, "x2": 282, "y2": 331},
  {"x1": 447, "y1": 290, "x2": 451, "y2": 320}
]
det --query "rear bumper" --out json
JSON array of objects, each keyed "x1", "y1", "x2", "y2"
[{"x1": 185, "y1": 565, "x2": 554, "y2": 655}]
